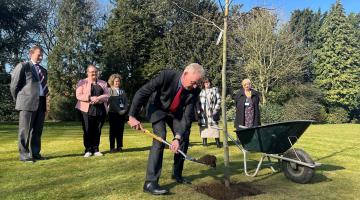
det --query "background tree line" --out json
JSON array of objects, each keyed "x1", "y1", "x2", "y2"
[{"x1": 1, "y1": 0, "x2": 359, "y2": 123}]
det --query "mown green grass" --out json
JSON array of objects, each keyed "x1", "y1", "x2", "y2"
[{"x1": 0, "y1": 122, "x2": 359, "y2": 200}]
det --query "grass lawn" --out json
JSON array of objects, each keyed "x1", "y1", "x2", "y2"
[{"x1": 0, "y1": 122, "x2": 359, "y2": 200}]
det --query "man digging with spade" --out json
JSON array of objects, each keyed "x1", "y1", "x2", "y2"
[{"x1": 128, "y1": 63, "x2": 204, "y2": 195}]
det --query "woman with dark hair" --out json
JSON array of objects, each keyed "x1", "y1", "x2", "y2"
[
  {"x1": 107, "y1": 74, "x2": 128, "y2": 153},
  {"x1": 234, "y1": 79, "x2": 261, "y2": 129},
  {"x1": 197, "y1": 77, "x2": 221, "y2": 148},
  {"x1": 75, "y1": 65, "x2": 109, "y2": 157}
]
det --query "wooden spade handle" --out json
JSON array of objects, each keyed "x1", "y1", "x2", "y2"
[
  {"x1": 141, "y1": 129, "x2": 188, "y2": 158},
  {"x1": 142, "y1": 129, "x2": 167, "y2": 144}
]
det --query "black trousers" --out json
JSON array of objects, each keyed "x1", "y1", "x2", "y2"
[
  {"x1": 18, "y1": 96, "x2": 46, "y2": 160},
  {"x1": 146, "y1": 115, "x2": 190, "y2": 182},
  {"x1": 108, "y1": 112, "x2": 126, "y2": 149},
  {"x1": 79, "y1": 111, "x2": 105, "y2": 153}
]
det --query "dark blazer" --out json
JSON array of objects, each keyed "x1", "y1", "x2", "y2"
[
  {"x1": 234, "y1": 88, "x2": 261, "y2": 129},
  {"x1": 10, "y1": 61, "x2": 47, "y2": 111},
  {"x1": 108, "y1": 88, "x2": 129, "y2": 115},
  {"x1": 128, "y1": 70, "x2": 200, "y2": 137}
]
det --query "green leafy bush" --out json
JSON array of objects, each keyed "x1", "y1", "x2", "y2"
[
  {"x1": 326, "y1": 107, "x2": 349, "y2": 124},
  {"x1": 0, "y1": 73, "x2": 18, "y2": 122},
  {"x1": 261, "y1": 103, "x2": 284, "y2": 124},
  {"x1": 283, "y1": 97, "x2": 327, "y2": 123},
  {"x1": 48, "y1": 95, "x2": 77, "y2": 121}
]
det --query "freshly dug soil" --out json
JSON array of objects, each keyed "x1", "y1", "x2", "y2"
[
  {"x1": 194, "y1": 181, "x2": 262, "y2": 200},
  {"x1": 196, "y1": 154, "x2": 217, "y2": 168}
]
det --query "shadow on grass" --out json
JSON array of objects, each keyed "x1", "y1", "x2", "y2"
[
  {"x1": 314, "y1": 146, "x2": 358, "y2": 162},
  {"x1": 162, "y1": 157, "x2": 334, "y2": 191},
  {"x1": 162, "y1": 160, "x2": 264, "y2": 190},
  {"x1": 47, "y1": 153, "x2": 84, "y2": 159},
  {"x1": 317, "y1": 164, "x2": 345, "y2": 171},
  {"x1": 101, "y1": 146, "x2": 152, "y2": 155},
  {"x1": 309, "y1": 173, "x2": 332, "y2": 184}
]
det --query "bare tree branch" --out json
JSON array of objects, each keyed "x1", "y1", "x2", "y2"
[{"x1": 172, "y1": 2, "x2": 223, "y2": 31}]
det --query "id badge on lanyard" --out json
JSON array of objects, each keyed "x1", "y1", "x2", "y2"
[{"x1": 245, "y1": 98, "x2": 250, "y2": 107}]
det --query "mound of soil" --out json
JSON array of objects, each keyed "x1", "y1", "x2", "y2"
[
  {"x1": 196, "y1": 154, "x2": 217, "y2": 168},
  {"x1": 194, "y1": 181, "x2": 262, "y2": 200}
]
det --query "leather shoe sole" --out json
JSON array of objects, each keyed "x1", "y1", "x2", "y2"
[
  {"x1": 143, "y1": 188, "x2": 168, "y2": 195},
  {"x1": 143, "y1": 182, "x2": 168, "y2": 195}
]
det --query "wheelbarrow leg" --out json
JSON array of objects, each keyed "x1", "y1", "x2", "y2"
[
  {"x1": 242, "y1": 148, "x2": 265, "y2": 177},
  {"x1": 265, "y1": 156, "x2": 277, "y2": 173}
]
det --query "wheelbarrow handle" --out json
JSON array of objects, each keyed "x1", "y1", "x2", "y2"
[{"x1": 141, "y1": 129, "x2": 188, "y2": 158}]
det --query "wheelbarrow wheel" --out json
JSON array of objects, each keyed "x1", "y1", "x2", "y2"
[{"x1": 282, "y1": 148, "x2": 314, "y2": 184}]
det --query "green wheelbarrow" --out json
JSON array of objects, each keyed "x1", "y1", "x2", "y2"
[{"x1": 227, "y1": 120, "x2": 321, "y2": 184}]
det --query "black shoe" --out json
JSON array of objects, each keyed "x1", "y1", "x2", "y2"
[
  {"x1": 143, "y1": 182, "x2": 168, "y2": 195},
  {"x1": 110, "y1": 148, "x2": 117, "y2": 153},
  {"x1": 171, "y1": 175, "x2": 191, "y2": 184},
  {"x1": 116, "y1": 147, "x2": 123, "y2": 152},
  {"x1": 33, "y1": 155, "x2": 47, "y2": 160}
]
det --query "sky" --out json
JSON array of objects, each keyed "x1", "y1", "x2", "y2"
[
  {"x1": 99, "y1": 0, "x2": 360, "y2": 21},
  {"x1": 234, "y1": 0, "x2": 360, "y2": 20}
]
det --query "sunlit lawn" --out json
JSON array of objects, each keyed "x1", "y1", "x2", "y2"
[{"x1": 0, "y1": 122, "x2": 359, "y2": 199}]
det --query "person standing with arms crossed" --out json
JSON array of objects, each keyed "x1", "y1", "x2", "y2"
[
  {"x1": 128, "y1": 63, "x2": 204, "y2": 195},
  {"x1": 10, "y1": 45, "x2": 48, "y2": 162}
]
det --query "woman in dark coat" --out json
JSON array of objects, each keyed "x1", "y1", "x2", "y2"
[
  {"x1": 234, "y1": 79, "x2": 261, "y2": 129},
  {"x1": 107, "y1": 74, "x2": 129, "y2": 152}
]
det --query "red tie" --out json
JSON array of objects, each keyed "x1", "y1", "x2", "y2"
[{"x1": 169, "y1": 86, "x2": 184, "y2": 113}]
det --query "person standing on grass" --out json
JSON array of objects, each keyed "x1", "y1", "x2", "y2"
[
  {"x1": 128, "y1": 63, "x2": 204, "y2": 195},
  {"x1": 107, "y1": 74, "x2": 128, "y2": 153},
  {"x1": 75, "y1": 65, "x2": 109, "y2": 157},
  {"x1": 197, "y1": 77, "x2": 221, "y2": 148},
  {"x1": 10, "y1": 45, "x2": 48, "y2": 163},
  {"x1": 234, "y1": 79, "x2": 261, "y2": 130}
]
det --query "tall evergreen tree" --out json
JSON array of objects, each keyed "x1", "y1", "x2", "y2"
[
  {"x1": 100, "y1": 0, "x2": 222, "y2": 97},
  {"x1": 314, "y1": 0, "x2": 360, "y2": 113},
  {"x1": 288, "y1": 9, "x2": 323, "y2": 82},
  {"x1": 0, "y1": 0, "x2": 45, "y2": 70},
  {"x1": 289, "y1": 8, "x2": 322, "y2": 47},
  {"x1": 144, "y1": 0, "x2": 222, "y2": 85},
  {"x1": 99, "y1": 0, "x2": 163, "y2": 97},
  {"x1": 47, "y1": 0, "x2": 100, "y2": 120}
]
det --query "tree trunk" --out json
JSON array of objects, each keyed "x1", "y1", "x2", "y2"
[{"x1": 222, "y1": 0, "x2": 230, "y2": 188}]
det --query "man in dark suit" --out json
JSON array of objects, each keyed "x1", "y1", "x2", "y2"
[
  {"x1": 128, "y1": 63, "x2": 204, "y2": 195},
  {"x1": 10, "y1": 45, "x2": 48, "y2": 163}
]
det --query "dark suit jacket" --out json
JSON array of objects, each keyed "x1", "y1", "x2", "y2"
[
  {"x1": 234, "y1": 88, "x2": 261, "y2": 129},
  {"x1": 108, "y1": 88, "x2": 129, "y2": 115},
  {"x1": 10, "y1": 61, "x2": 47, "y2": 111},
  {"x1": 128, "y1": 70, "x2": 200, "y2": 137}
]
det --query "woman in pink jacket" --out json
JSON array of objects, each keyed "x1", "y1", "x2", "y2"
[{"x1": 75, "y1": 65, "x2": 109, "y2": 157}]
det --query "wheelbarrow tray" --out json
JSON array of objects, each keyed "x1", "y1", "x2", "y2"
[{"x1": 235, "y1": 120, "x2": 313, "y2": 154}]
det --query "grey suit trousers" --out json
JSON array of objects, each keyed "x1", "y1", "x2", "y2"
[{"x1": 18, "y1": 97, "x2": 46, "y2": 160}]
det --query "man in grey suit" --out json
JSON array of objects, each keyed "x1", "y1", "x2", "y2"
[{"x1": 10, "y1": 45, "x2": 48, "y2": 162}]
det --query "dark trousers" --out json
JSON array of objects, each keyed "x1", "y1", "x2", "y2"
[
  {"x1": 18, "y1": 96, "x2": 46, "y2": 160},
  {"x1": 108, "y1": 112, "x2": 126, "y2": 149},
  {"x1": 146, "y1": 115, "x2": 190, "y2": 182},
  {"x1": 79, "y1": 111, "x2": 105, "y2": 153}
]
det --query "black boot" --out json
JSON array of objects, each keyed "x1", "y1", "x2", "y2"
[
  {"x1": 215, "y1": 138, "x2": 222, "y2": 148},
  {"x1": 202, "y1": 138, "x2": 208, "y2": 146}
]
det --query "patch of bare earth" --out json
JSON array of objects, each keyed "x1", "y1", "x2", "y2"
[{"x1": 194, "y1": 181, "x2": 262, "y2": 200}]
